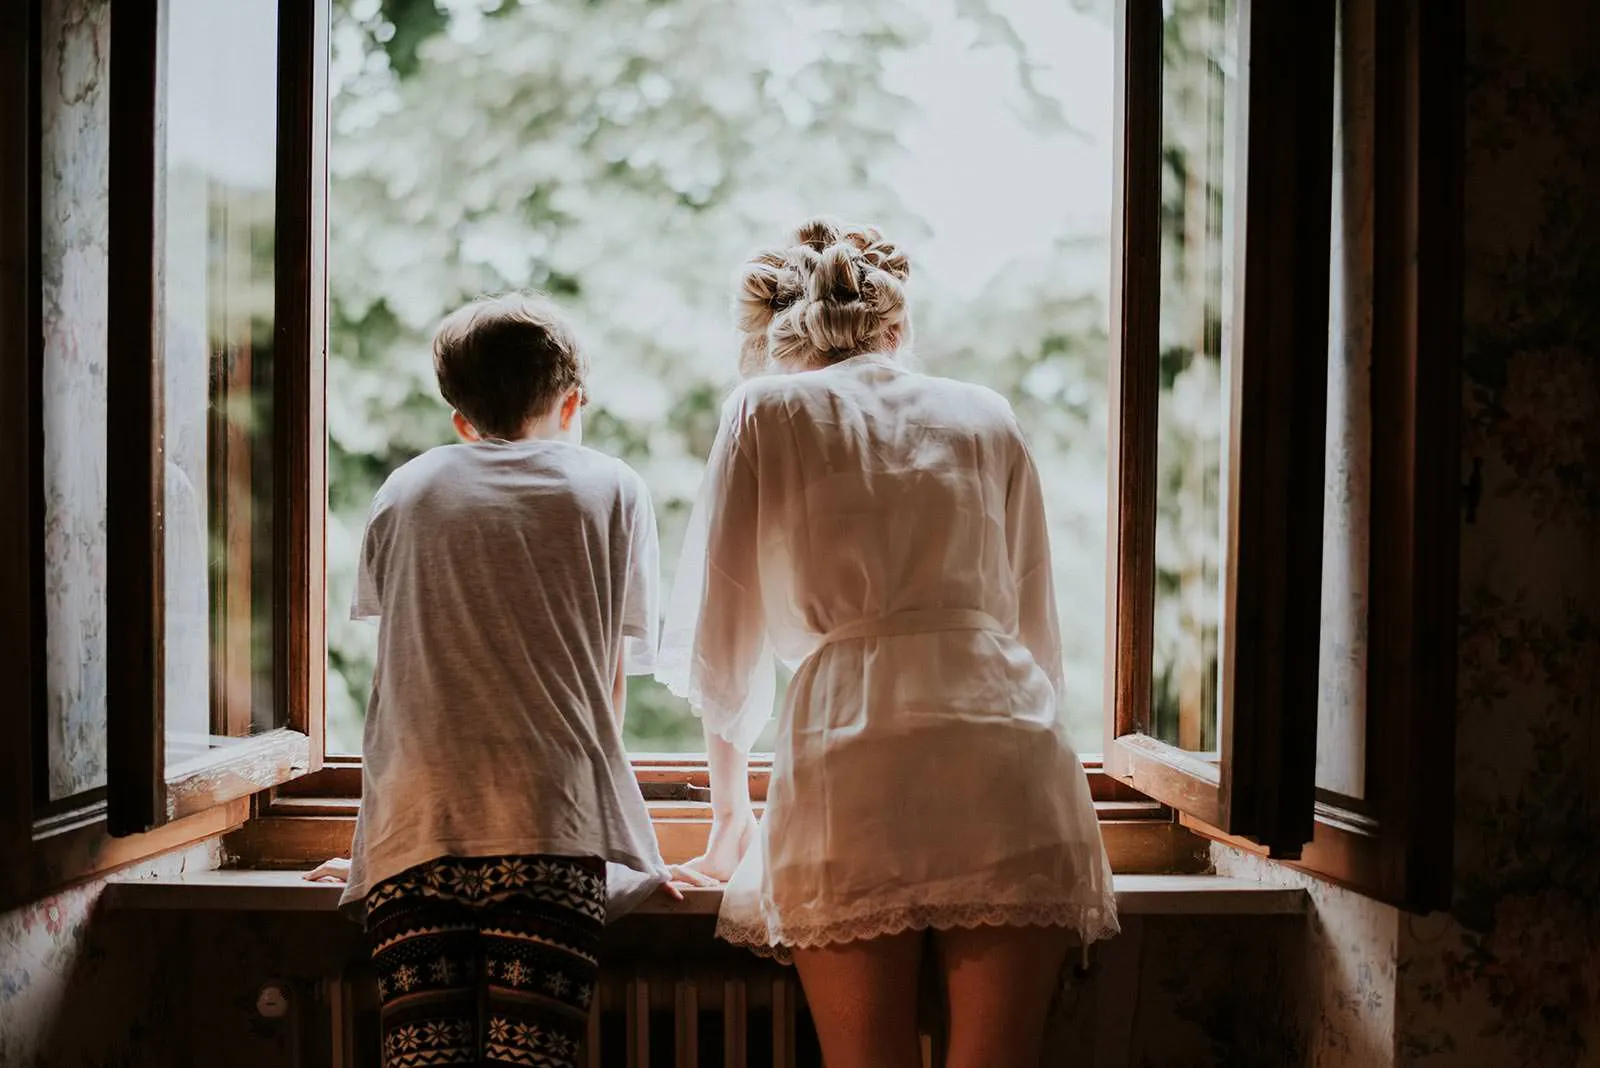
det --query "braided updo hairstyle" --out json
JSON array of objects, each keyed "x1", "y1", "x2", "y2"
[{"x1": 734, "y1": 218, "x2": 912, "y2": 376}]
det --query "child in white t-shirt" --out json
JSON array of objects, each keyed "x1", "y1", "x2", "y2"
[{"x1": 309, "y1": 293, "x2": 675, "y2": 1068}]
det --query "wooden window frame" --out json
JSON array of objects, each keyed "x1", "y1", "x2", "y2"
[
  {"x1": 242, "y1": 754, "x2": 1203, "y2": 874},
  {"x1": 275, "y1": 4, "x2": 1281, "y2": 839},
  {"x1": 0, "y1": 0, "x2": 255, "y2": 909},
  {"x1": 1104, "y1": 0, "x2": 1337, "y2": 857},
  {"x1": 253, "y1": 0, "x2": 1445, "y2": 899},
  {"x1": 103, "y1": 0, "x2": 330, "y2": 837},
  {"x1": 1193, "y1": 0, "x2": 1462, "y2": 912},
  {"x1": 195, "y1": 0, "x2": 1459, "y2": 909},
  {"x1": 263, "y1": 756, "x2": 1197, "y2": 875},
  {"x1": 0, "y1": 0, "x2": 47, "y2": 905},
  {"x1": 270, "y1": 755, "x2": 1152, "y2": 809},
  {"x1": 1121, "y1": 0, "x2": 1463, "y2": 910},
  {"x1": 6, "y1": 0, "x2": 1457, "y2": 909},
  {"x1": 4, "y1": 0, "x2": 1204, "y2": 898}
]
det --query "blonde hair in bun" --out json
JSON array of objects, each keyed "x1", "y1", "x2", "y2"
[{"x1": 734, "y1": 217, "x2": 911, "y2": 376}]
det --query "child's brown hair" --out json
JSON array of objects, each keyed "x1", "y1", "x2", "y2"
[{"x1": 432, "y1": 293, "x2": 588, "y2": 439}]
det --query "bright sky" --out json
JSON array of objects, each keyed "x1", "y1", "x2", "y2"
[{"x1": 880, "y1": 0, "x2": 1113, "y2": 294}]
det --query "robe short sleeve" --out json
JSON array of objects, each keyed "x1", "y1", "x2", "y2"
[
  {"x1": 656, "y1": 391, "x2": 774, "y2": 751},
  {"x1": 619, "y1": 474, "x2": 662, "y2": 675},
  {"x1": 1005, "y1": 430, "x2": 1065, "y2": 701}
]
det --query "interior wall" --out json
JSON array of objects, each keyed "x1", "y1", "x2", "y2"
[
  {"x1": 1395, "y1": 0, "x2": 1600, "y2": 1062},
  {"x1": 0, "y1": 843, "x2": 219, "y2": 1068},
  {"x1": 1219, "y1": 2, "x2": 1600, "y2": 1065}
]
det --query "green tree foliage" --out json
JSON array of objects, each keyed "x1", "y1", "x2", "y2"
[
  {"x1": 325, "y1": 0, "x2": 1219, "y2": 756},
  {"x1": 1149, "y1": 0, "x2": 1231, "y2": 749}
]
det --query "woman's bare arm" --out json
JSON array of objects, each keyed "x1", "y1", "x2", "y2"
[
  {"x1": 706, "y1": 727, "x2": 752, "y2": 817},
  {"x1": 670, "y1": 722, "x2": 757, "y2": 883}
]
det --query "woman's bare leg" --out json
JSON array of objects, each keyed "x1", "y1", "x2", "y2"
[
  {"x1": 933, "y1": 924, "x2": 1073, "y2": 1068},
  {"x1": 791, "y1": 932, "x2": 924, "y2": 1068}
]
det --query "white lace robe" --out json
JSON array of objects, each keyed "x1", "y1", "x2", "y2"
[{"x1": 658, "y1": 353, "x2": 1118, "y2": 956}]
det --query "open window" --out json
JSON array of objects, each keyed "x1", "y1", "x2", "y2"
[
  {"x1": 103, "y1": 0, "x2": 329, "y2": 836},
  {"x1": 1, "y1": 0, "x2": 321, "y2": 898},
  {"x1": 314, "y1": 1, "x2": 1128, "y2": 765},
  {"x1": 5, "y1": 0, "x2": 1460, "y2": 906},
  {"x1": 1103, "y1": 0, "x2": 1336, "y2": 857},
  {"x1": 1104, "y1": 0, "x2": 1463, "y2": 902}
]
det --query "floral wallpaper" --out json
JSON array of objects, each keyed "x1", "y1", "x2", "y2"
[
  {"x1": 39, "y1": 0, "x2": 111, "y2": 802},
  {"x1": 0, "y1": 843, "x2": 219, "y2": 1068},
  {"x1": 1210, "y1": 849, "x2": 1399, "y2": 1066},
  {"x1": 1395, "y1": 0, "x2": 1600, "y2": 1061}
]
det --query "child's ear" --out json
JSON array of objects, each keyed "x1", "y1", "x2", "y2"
[
  {"x1": 558, "y1": 388, "x2": 582, "y2": 431},
  {"x1": 451, "y1": 411, "x2": 480, "y2": 442}
]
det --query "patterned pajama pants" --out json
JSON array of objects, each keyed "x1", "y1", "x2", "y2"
[{"x1": 364, "y1": 855, "x2": 605, "y2": 1067}]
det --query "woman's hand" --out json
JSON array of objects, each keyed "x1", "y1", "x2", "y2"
[
  {"x1": 303, "y1": 856, "x2": 351, "y2": 884},
  {"x1": 674, "y1": 725, "x2": 758, "y2": 885},
  {"x1": 671, "y1": 805, "x2": 757, "y2": 885}
]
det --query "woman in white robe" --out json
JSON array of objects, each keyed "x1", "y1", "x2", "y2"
[{"x1": 658, "y1": 219, "x2": 1116, "y2": 1068}]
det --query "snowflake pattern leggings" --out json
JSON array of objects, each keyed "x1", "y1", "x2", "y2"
[{"x1": 364, "y1": 854, "x2": 605, "y2": 1067}]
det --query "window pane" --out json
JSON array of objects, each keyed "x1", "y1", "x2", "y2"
[
  {"x1": 161, "y1": 0, "x2": 282, "y2": 777},
  {"x1": 325, "y1": 0, "x2": 1114, "y2": 757},
  {"x1": 1151, "y1": 0, "x2": 1236, "y2": 752}
]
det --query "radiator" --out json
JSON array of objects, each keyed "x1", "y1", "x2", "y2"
[
  {"x1": 322, "y1": 964, "x2": 875, "y2": 1068},
  {"x1": 588, "y1": 970, "x2": 814, "y2": 1068}
]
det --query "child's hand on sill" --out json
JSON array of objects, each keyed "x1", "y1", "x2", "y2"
[{"x1": 304, "y1": 856, "x2": 351, "y2": 884}]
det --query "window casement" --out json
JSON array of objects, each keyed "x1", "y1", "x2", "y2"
[
  {"x1": 0, "y1": 0, "x2": 46, "y2": 905},
  {"x1": 100, "y1": 0, "x2": 330, "y2": 837},
  {"x1": 1103, "y1": 0, "x2": 1337, "y2": 857},
  {"x1": 1276, "y1": 0, "x2": 1462, "y2": 910},
  {"x1": 0, "y1": 0, "x2": 298, "y2": 900},
  {"x1": 2, "y1": 0, "x2": 1461, "y2": 910},
  {"x1": 1104, "y1": 0, "x2": 1462, "y2": 909}
]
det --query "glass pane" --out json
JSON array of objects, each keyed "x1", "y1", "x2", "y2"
[
  {"x1": 325, "y1": 0, "x2": 1115, "y2": 756},
  {"x1": 161, "y1": 0, "x2": 282, "y2": 778},
  {"x1": 41, "y1": 0, "x2": 113, "y2": 800},
  {"x1": 1151, "y1": 0, "x2": 1236, "y2": 752}
]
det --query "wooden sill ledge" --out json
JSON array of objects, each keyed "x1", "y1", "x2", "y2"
[
  {"x1": 223, "y1": 804, "x2": 1213, "y2": 875},
  {"x1": 104, "y1": 869, "x2": 1306, "y2": 918}
]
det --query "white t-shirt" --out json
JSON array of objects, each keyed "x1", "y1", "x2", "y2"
[{"x1": 340, "y1": 439, "x2": 669, "y2": 919}]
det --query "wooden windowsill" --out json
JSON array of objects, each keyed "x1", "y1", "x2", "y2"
[
  {"x1": 221, "y1": 804, "x2": 1213, "y2": 876},
  {"x1": 276, "y1": 756, "x2": 1153, "y2": 808},
  {"x1": 103, "y1": 868, "x2": 1307, "y2": 918}
]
